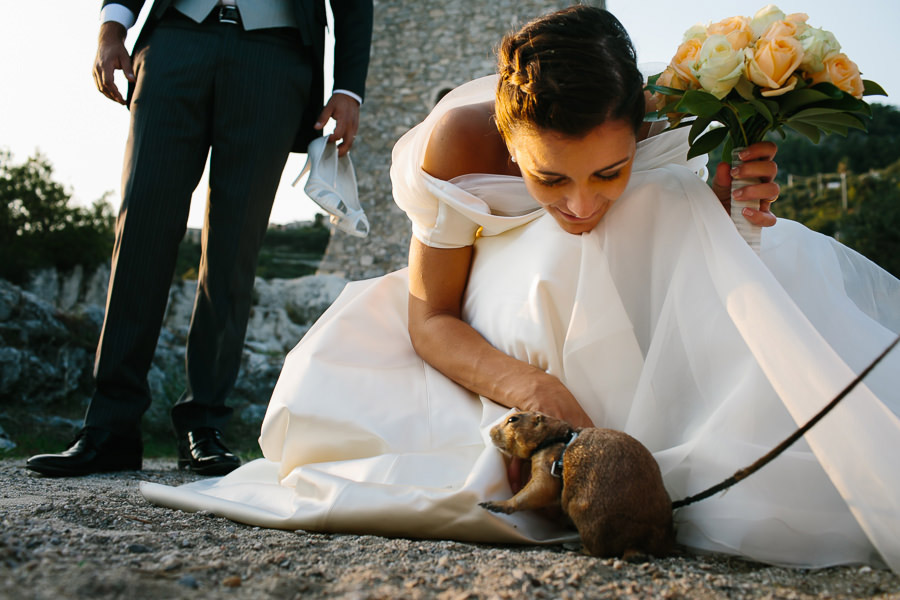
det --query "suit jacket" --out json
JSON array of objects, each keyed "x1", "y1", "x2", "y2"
[{"x1": 101, "y1": 0, "x2": 373, "y2": 150}]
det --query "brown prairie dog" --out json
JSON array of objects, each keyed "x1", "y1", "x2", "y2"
[{"x1": 480, "y1": 411, "x2": 674, "y2": 558}]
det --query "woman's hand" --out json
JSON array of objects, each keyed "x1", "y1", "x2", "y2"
[
  {"x1": 498, "y1": 367, "x2": 593, "y2": 429},
  {"x1": 502, "y1": 373, "x2": 592, "y2": 494},
  {"x1": 711, "y1": 141, "x2": 779, "y2": 228}
]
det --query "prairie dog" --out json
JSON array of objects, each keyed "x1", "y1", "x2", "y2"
[{"x1": 480, "y1": 411, "x2": 673, "y2": 558}]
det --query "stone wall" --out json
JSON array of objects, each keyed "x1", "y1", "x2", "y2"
[
  {"x1": 0, "y1": 267, "x2": 347, "y2": 447},
  {"x1": 318, "y1": 0, "x2": 596, "y2": 280}
]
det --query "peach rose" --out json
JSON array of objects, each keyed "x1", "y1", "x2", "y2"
[
  {"x1": 654, "y1": 66, "x2": 690, "y2": 113},
  {"x1": 692, "y1": 34, "x2": 744, "y2": 99},
  {"x1": 708, "y1": 16, "x2": 753, "y2": 50},
  {"x1": 760, "y1": 19, "x2": 803, "y2": 42},
  {"x1": 810, "y1": 53, "x2": 865, "y2": 98},
  {"x1": 750, "y1": 4, "x2": 787, "y2": 38},
  {"x1": 746, "y1": 35, "x2": 804, "y2": 94},
  {"x1": 760, "y1": 75, "x2": 799, "y2": 97},
  {"x1": 670, "y1": 38, "x2": 703, "y2": 86}
]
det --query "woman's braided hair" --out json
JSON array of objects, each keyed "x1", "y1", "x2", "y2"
[{"x1": 495, "y1": 6, "x2": 645, "y2": 140}]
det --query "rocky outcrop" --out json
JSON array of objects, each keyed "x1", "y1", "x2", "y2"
[{"x1": 0, "y1": 267, "x2": 347, "y2": 448}]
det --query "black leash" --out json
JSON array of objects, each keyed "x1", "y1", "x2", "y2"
[{"x1": 672, "y1": 333, "x2": 900, "y2": 510}]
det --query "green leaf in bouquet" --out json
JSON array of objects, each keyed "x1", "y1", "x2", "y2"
[
  {"x1": 722, "y1": 136, "x2": 734, "y2": 165},
  {"x1": 687, "y1": 126, "x2": 728, "y2": 159},
  {"x1": 808, "y1": 89, "x2": 872, "y2": 114},
  {"x1": 784, "y1": 121, "x2": 821, "y2": 143},
  {"x1": 688, "y1": 116, "x2": 713, "y2": 145},
  {"x1": 733, "y1": 78, "x2": 756, "y2": 102},
  {"x1": 775, "y1": 88, "x2": 833, "y2": 116},
  {"x1": 788, "y1": 107, "x2": 864, "y2": 121},
  {"x1": 788, "y1": 112, "x2": 867, "y2": 137},
  {"x1": 647, "y1": 72, "x2": 662, "y2": 86},
  {"x1": 655, "y1": 114, "x2": 695, "y2": 131},
  {"x1": 863, "y1": 80, "x2": 887, "y2": 97},
  {"x1": 733, "y1": 101, "x2": 757, "y2": 123},
  {"x1": 645, "y1": 97, "x2": 687, "y2": 125},
  {"x1": 807, "y1": 123, "x2": 849, "y2": 136},
  {"x1": 647, "y1": 83, "x2": 689, "y2": 97},
  {"x1": 677, "y1": 90, "x2": 724, "y2": 118},
  {"x1": 793, "y1": 112, "x2": 867, "y2": 128},
  {"x1": 809, "y1": 82, "x2": 845, "y2": 99},
  {"x1": 745, "y1": 98, "x2": 775, "y2": 125},
  {"x1": 656, "y1": 98, "x2": 684, "y2": 116}
]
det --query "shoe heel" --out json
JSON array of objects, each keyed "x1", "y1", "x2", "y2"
[{"x1": 292, "y1": 154, "x2": 312, "y2": 187}]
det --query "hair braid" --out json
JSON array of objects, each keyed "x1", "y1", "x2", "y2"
[{"x1": 495, "y1": 6, "x2": 645, "y2": 140}]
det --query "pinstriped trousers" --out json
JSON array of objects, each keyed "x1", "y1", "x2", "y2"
[{"x1": 86, "y1": 12, "x2": 313, "y2": 436}]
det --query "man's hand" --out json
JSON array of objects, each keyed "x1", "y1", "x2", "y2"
[
  {"x1": 92, "y1": 21, "x2": 134, "y2": 105},
  {"x1": 712, "y1": 141, "x2": 779, "y2": 228},
  {"x1": 315, "y1": 93, "x2": 361, "y2": 156}
]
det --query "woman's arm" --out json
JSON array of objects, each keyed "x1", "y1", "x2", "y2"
[
  {"x1": 405, "y1": 105, "x2": 593, "y2": 428},
  {"x1": 407, "y1": 239, "x2": 593, "y2": 428}
]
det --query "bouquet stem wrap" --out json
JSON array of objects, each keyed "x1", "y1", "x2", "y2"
[{"x1": 730, "y1": 147, "x2": 762, "y2": 254}]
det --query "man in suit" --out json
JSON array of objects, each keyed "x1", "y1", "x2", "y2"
[{"x1": 26, "y1": 0, "x2": 373, "y2": 477}]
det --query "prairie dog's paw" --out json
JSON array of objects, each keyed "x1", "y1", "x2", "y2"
[{"x1": 479, "y1": 501, "x2": 514, "y2": 514}]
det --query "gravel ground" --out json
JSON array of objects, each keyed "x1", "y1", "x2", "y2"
[{"x1": 1, "y1": 458, "x2": 899, "y2": 600}]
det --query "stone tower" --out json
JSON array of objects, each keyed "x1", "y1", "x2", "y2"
[{"x1": 318, "y1": 0, "x2": 605, "y2": 280}]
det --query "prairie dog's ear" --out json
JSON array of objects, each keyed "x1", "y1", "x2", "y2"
[{"x1": 534, "y1": 414, "x2": 544, "y2": 424}]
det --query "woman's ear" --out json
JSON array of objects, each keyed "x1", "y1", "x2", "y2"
[{"x1": 505, "y1": 143, "x2": 517, "y2": 164}]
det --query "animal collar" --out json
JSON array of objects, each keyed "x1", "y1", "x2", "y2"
[{"x1": 549, "y1": 431, "x2": 579, "y2": 479}]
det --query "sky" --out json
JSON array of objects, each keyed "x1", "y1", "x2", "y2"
[{"x1": 2, "y1": 1, "x2": 898, "y2": 229}]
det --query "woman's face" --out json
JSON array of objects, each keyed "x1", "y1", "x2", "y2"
[{"x1": 508, "y1": 120, "x2": 637, "y2": 235}]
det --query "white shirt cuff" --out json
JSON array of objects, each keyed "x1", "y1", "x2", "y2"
[
  {"x1": 333, "y1": 89, "x2": 362, "y2": 105},
  {"x1": 100, "y1": 4, "x2": 136, "y2": 29}
]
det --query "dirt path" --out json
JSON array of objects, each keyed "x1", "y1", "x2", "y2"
[{"x1": 1, "y1": 459, "x2": 898, "y2": 599}]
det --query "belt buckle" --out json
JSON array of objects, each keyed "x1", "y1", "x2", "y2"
[{"x1": 218, "y1": 5, "x2": 240, "y2": 25}]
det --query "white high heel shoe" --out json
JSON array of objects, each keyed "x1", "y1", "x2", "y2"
[{"x1": 293, "y1": 136, "x2": 369, "y2": 238}]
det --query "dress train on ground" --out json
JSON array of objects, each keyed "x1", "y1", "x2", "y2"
[{"x1": 143, "y1": 75, "x2": 900, "y2": 571}]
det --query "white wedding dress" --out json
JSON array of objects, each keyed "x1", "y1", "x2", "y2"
[{"x1": 143, "y1": 76, "x2": 900, "y2": 572}]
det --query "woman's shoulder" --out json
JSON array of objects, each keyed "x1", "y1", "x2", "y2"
[{"x1": 422, "y1": 101, "x2": 512, "y2": 182}]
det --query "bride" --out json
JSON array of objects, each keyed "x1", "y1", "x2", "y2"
[{"x1": 143, "y1": 6, "x2": 900, "y2": 571}]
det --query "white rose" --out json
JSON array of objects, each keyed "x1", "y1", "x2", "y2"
[
  {"x1": 683, "y1": 23, "x2": 708, "y2": 42},
  {"x1": 692, "y1": 34, "x2": 744, "y2": 99},
  {"x1": 750, "y1": 4, "x2": 787, "y2": 39},
  {"x1": 798, "y1": 27, "x2": 841, "y2": 74}
]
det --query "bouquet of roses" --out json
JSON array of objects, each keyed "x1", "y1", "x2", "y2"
[{"x1": 646, "y1": 4, "x2": 886, "y2": 251}]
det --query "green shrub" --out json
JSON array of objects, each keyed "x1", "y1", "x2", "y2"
[{"x1": 0, "y1": 150, "x2": 115, "y2": 283}]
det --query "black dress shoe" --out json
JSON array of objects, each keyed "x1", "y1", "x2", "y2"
[
  {"x1": 177, "y1": 428, "x2": 241, "y2": 476},
  {"x1": 26, "y1": 427, "x2": 143, "y2": 477}
]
